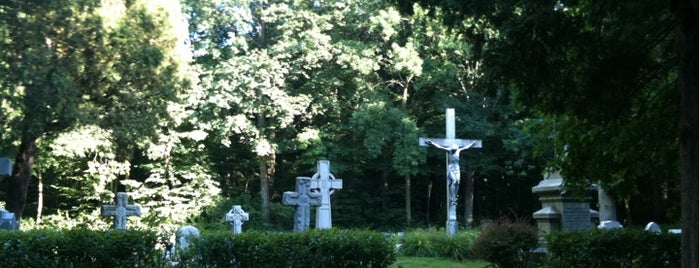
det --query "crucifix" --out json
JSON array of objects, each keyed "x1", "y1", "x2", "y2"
[
  {"x1": 419, "y1": 108, "x2": 481, "y2": 237},
  {"x1": 101, "y1": 192, "x2": 141, "y2": 230},
  {"x1": 310, "y1": 160, "x2": 343, "y2": 229},
  {"x1": 282, "y1": 177, "x2": 322, "y2": 232}
]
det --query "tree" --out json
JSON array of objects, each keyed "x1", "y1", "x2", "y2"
[
  {"x1": 395, "y1": 0, "x2": 698, "y2": 266},
  {"x1": 0, "y1": 0, "x2": 191, "y2": 221}
]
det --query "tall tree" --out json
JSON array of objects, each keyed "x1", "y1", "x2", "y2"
[
  {"x1": 0, "y1": 0, "x2": 191, "y2": 220},
  {"x1": 395, "y1": 0, "x2": 697, "y2": 265}
]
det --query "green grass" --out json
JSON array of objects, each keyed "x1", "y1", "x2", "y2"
[{"x1": 390, "y1": 256, "x2": 492, "y2": 268}]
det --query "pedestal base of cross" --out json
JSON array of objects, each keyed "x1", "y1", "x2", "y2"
[{"x1": 419, "y1": 108, "x2": 481, "y2": 237}]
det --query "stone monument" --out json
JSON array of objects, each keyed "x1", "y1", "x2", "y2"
[
  {"x1": 309, "y1": 160, "x2": 343, "y2": 229},
  {"x1": 0, "y1": 208, "x2": 18, "y2": 230},
  {"x1": 0, "y1": 159, "x2": 17, "y2": 230},
  {"x1": 282, "y1": 177, "x2": 321, "y2": 232},
  {"x1": 0, "y1": 158, "x2": 11, "y2": 176},
  {"x1": 532, "y1": 171, "x2": 598, "y2": 237},
  {"x1": 645, "y1": 222, "x2": 662, "y2": 234},
  {"x1": 101, "y1": 192, "x2": 141, "y2": 230},
  {"x1": 225, "y1": 205, "x2": 249, "y2": 234},
  {"x1": 419, "y1": 108, "x2": 482, "y2": 237}
]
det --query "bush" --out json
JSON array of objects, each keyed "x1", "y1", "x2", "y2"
[
  {"x1": 471, "y1": 219, "x2": 539, "y2": 268},
  {"x1": 545, "y1": 229, "x2": 680, "y2": 268},
  {"x1": 0, "y1": 229, "x2": 163, "y2": 267},
  {"x1": 179, "y1": 229, "x2": 395, "y2": 267},
  {"x1": 399, "y1": 227, "x2": 478, "y2": 262}
]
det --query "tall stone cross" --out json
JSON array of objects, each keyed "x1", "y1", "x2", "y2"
[
  {"x1": 101, "y1": 192, "x2": 141, "y2": 230},
  {"x1": 282, "y1": 177, "x2": 322, "y2": 232},
  {"x1": 310, "y1": 160, "x2": 343, "y2": 229},
  {"x1": 419, "y1": 108, "x2": 481, "y2": 237},
  {"x1": 225, "y1": 205, "x2": 249, "y2": 234}
]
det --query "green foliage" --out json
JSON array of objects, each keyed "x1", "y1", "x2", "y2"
[
  {"x1": 191, "y1": 192, "x2": 293, "y2": 231},
  {"x1": 471, "y1": 218, "x2": 538, "y2": 268},
  {"x1": 544, "y1": 229, "x2": 680, "y2": 268},
  {"x1": 399, "y1": 228, "x2": 479, "y2": 262},
  {"x1": 179, "y1": 229, "x2": 395, "y2": 268},
  {"x1": 0, "y1": 229, "x2": 164, "y2": 267}
]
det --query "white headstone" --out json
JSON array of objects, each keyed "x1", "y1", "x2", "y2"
[
  {"x1": 669, "y1": 229, "x2": 682, "y2": 234},
  {"x1": 225, "y1": 205, "x2": 249, "y2": 234},
  {"x1": 176, "y1": 225, "x2": 200, "y2": 249},
  {"x1": 101, "y1": 192, "x2": 141, "y2": 230},
  {"x1": 645, "y1": 222, "x2": 662, "y2": 234},
  {"x1": 597, "y1": 220, "x2": 623, "y2": 229},
  {"x1": 309, "y1": 160, "x2": 343, "y2": 229}
]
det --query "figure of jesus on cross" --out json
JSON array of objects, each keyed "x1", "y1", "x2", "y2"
[
  {"x1": 424, "y1": 140, "x2": 478, "y2": 206},
  {"x1": 420, "y1": 108, "x2": 481, "y2": 237}
]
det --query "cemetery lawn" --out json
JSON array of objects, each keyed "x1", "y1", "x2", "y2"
[{"x1": 391, "y1": 256, "x2": 491, "y2": 268}]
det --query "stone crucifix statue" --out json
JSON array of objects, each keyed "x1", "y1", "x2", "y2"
[{"x1": 419, "y1": 108, "x2": 482, "y2": 237}]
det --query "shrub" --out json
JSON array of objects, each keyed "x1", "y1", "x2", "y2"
[
  {"x1": 399, "y1": 228, "x2": 478, "y2": 262},
  {"x1": 471, "y1": 219, "x2": 539, "y2": 268},
  {"x1": 545, "y1": 229, "x2": 680, "y2": 268}
]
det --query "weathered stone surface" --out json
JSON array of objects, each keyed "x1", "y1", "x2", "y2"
[
  {"x1": 283, "y1": 177, "x2": 321, "y2": 232},
  {"x1": 101, "y1": 192, "x2": 141, "y2": 230},
  {"x1": 225, "y1": 205, "x2": 249, "y2": 234},
  {"x1": 309, "y1": 160, "x2": 343, "y2": 229}
]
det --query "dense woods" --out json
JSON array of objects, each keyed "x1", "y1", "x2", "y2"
[{"x1": 0, "y1": 0, "x2": 694, "y2": 264}]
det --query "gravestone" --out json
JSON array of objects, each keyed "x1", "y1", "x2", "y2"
[
  {"x1": 282, "y1": 177, "x2": 321, "y2": 232},
  {"x1": 419, "y1": 108, "x2": 482, "y2": 237},
  {"x1": 645, "y1": 222, "x2": 662, "y2": 234},
  {"x1": 101, "y1": 192, "x2": 141, "y2": 230},
  {"x1": 309, "y1": 160, "x2": 343, "y2": 229},
  {"x1": 598, "y1": 220, "x2": 623, "y2": 229},
  {"x1": 167, "y1": 225, "x2": 200, "y2": 264},
  {"x1": 176, "y1": 225, "x2": 200, "y2": 249},
  {"x1": 532, "y1": 171, "x2": 597, "y2": 237},
  {"x1": 0, "y1": 208, "x2": 18, "y2": 230},
  {"x1": 0, "y1": 158, "x2": 11, "y2": 176},
  {"x1": 225, "y1": 205, "x2": 249, "y2": 234}
]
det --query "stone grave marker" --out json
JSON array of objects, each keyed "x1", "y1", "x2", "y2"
[
  {"x1": 0, "y1": 158, "x2": 11, "y2": 176},
  {"x1": 0, "y1": 208, "x2": 18, "y2": 230},
  {"x1": 225, "y1": 205, "x2": 249, "y2": 234},
  {"x1": 645, "y1": 222, "x2": 662, "y2": 234},
  {"x1": 167, "y1": 225, "x2": 200, "y2": 264},
  {"x1": 598, "y1": 220, "x2": 623, "y2": 229},
  {"x1": 309, "y1": 160, "x2": 343, "y2": 229},
  {"x1": 101, "y1": 192, "x2": 141, "y2": 230},
  {"x1": 282, "y1": 177, "x2": 321, "y2": 232},
  {"x1": 419, "y1": 108, "x2": 482, "y2": 237}
]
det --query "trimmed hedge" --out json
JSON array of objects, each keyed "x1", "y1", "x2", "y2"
[
  {"x1": 545, "y1": 229, "x2": 680, "y2": 268},
  {"x1": 0, "y1": 229, "x2": 162, "y2": 267},
  {"x1": 178, "y1": 229, "x2": 395, "y2": 267}
]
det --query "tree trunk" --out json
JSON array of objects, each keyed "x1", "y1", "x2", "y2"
[
  {"x1": 426, "y1": 180, "x2": 433, "y2": 224},
  {"x1": 405, "y1": 174, "x2": 411, "y2": 225},
  {"x1": 36, "y1": 170, "x2": 43, "y2": 225},
  {"x1": 6, "y1": 136, "x2": 38, "y2": 221},
  {"x1": 259, "y1": 157, "x2": 270, "y2": 223},
  {"x1": 463, "y1": 169, "x2": 474, "y2": 227},
  {"x1": 677, "y1": 1, "x2": 699, "y2": 266}
]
